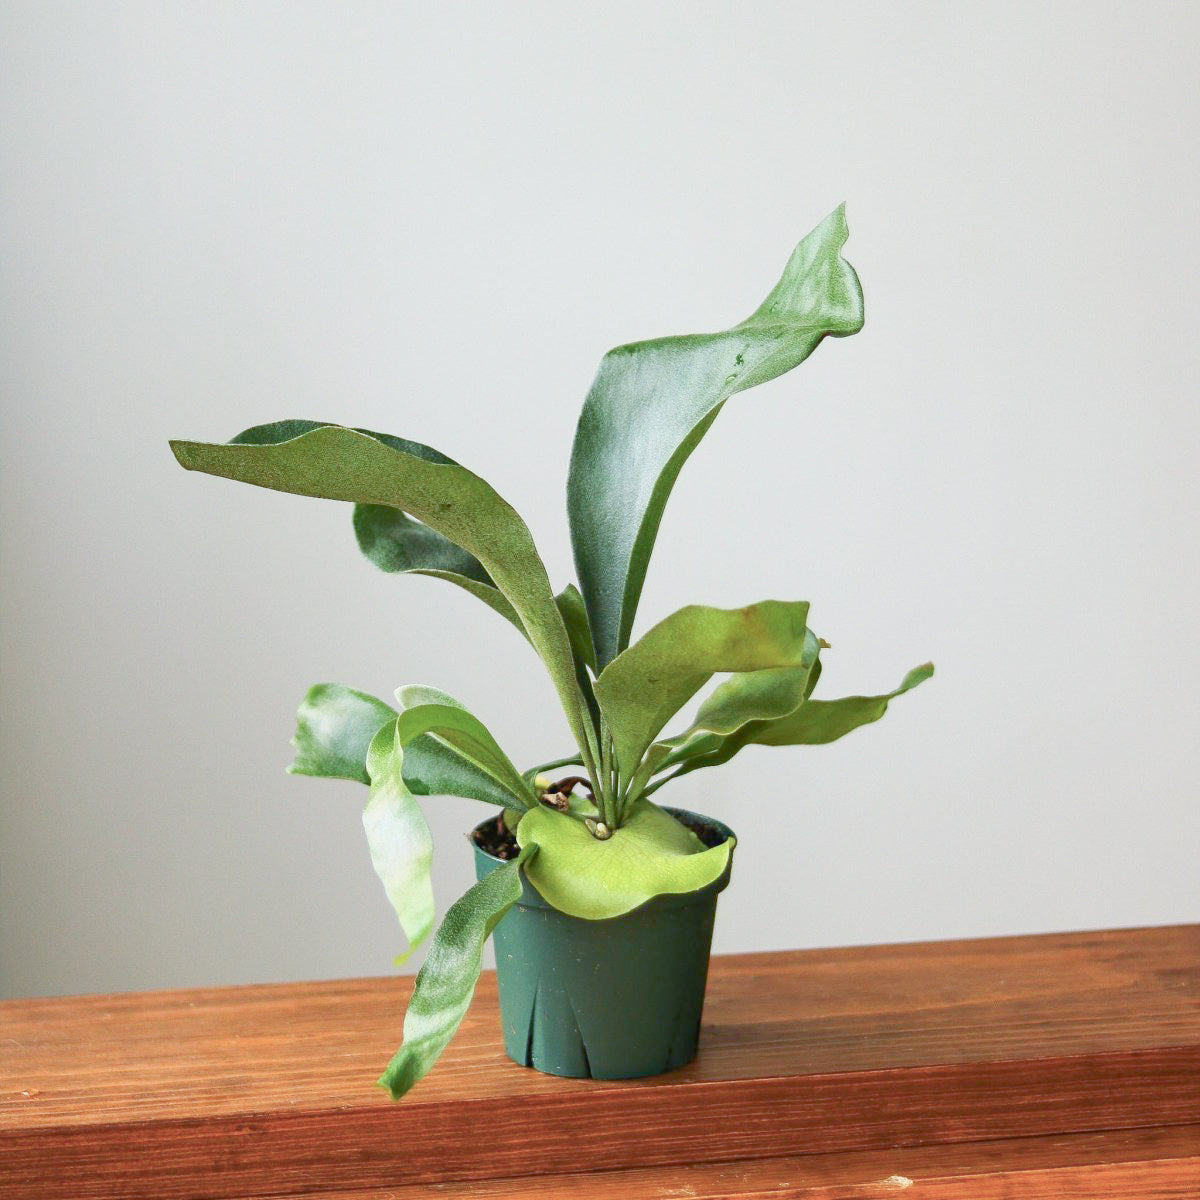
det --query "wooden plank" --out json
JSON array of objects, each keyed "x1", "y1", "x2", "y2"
[
  {"x1": 2, "y1": 926, "x2": 1198, "y2": 1199},
  {"x1": 5, "y1": 925, "x2": 1196, "y2": 1126},
  {"x1": 218, "y1": 1127, "x2": 1200, "y2": 1199}
]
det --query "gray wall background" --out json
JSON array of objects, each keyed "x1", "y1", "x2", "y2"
[{"x1": 2, "y1": 2, "x2": 1197, "y2": 1000}]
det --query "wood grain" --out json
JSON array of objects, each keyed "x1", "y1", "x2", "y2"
[
  {"x1": 239, "y1": 1126, "x2": 1200, "y2": 1198},
  {"x1": 2, "y1": 925, "x2": 1198, "y2": 1199}
]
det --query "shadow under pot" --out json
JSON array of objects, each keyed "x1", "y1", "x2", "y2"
[{"x1": 471, "y1": 806, "x2": 736, "y2": 1080}]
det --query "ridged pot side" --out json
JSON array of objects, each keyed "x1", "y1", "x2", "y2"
[{"x1": 472, "y1": 807, "x2": 735, "y2": 1080}]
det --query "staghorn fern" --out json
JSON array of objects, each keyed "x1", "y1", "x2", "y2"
[{"x1": 171, "y1": 205, "x2": 932, "y2": 1097}]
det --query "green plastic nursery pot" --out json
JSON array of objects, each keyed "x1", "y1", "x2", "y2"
[{"x1": 472, "y1": 807, "x2": 735, "y2": 1080}]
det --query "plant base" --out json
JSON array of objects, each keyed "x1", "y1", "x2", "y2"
[{"x1": 472, "y1": 807, "x2": 734, "y2": 1079}]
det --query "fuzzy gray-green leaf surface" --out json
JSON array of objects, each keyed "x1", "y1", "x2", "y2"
[
  {"x1": 289, "y1": 683, "x2": 398, "y2": 784},
  {"x1": 567, "y1": 206, "x2": 864, "y2": 669},
  {"x1": 288, "y1": 683, "x2": 524, "y2": 808},
  {"x1": 593, "y1": 600, "x2": 818, "y2": 776},
  {"x1": 378, "y1": 842, "x2": 535, "y2": 1099},
  {"x1": 363, "y1": 721, "x2": 436, "y2": 961},
  {"x1": 353, "y1": 504, "x2": 523, "y2": 633},
  {"x1": 656, "y1": 663, "x2": 935, "y2": 785},
  {"x1": 170, "y1": 421, "x2": 594, "y2": 768},
  {"x1": 393, "y1": 686, "x2": 534, "y2": 811}
]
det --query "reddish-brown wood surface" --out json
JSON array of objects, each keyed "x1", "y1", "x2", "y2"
[
  {"x1": 243, "y1": 1126, "x2": 1200, "y2": 1198},
  {"x1": 2, "y1": 925, "x2": 1198, "y2": 1199}
]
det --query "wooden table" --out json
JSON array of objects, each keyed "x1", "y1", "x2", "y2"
[{"x1": 2, "y1": 925, "x2": 1198, "y2": 1198}]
